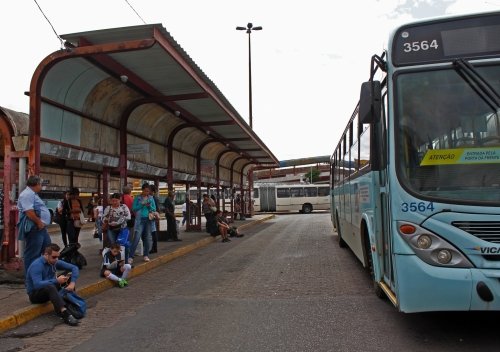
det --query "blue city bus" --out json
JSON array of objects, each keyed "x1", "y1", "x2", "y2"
[{"x1": 330, "y1": 11, "x2": 500, "y2": 312}]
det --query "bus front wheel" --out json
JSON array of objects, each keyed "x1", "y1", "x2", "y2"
[{"x1": 364, "y1": 233, "x2": 385, "y2": 299}]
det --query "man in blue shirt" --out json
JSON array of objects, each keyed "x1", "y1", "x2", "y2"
[
  {"x1": 17, "y1": 175, "x2": 52, "y2": 273},
  {"x1": 26, "y1": 243, "x2": 80, "y2": 326}
]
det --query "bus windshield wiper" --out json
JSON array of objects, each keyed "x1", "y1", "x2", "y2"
[{"x1": 453, "y1": 58, "x2": 500, "y2": 111}]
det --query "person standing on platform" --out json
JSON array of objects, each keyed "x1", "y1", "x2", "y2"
[
  {"x1": 149, "y1": 185, "x2": 160, "y2": 252},
  {"x1": 122, "y1": 185, "x2": 135, "y2": 230},
  {"x1": 17, "y1": 175, "x2": 52, "y2": 274},
  {"x1": 63, "y1": 188, "x2": 84, "y2": 245},
  {"x1": 56, "y1": 191, "x2": 70, "y2": 247},
  {"x1": 181, "y1": 198, "x2": 188, "y2": 227},
  {"x1": 102, "y1": 193, "x2": 130, "y2": 247},
  {"x1": 163, "y1": 190, "x2": 181, "y2": 241},
  {"x1": 130, "y1": 183, "x2": 156, "y2": 264},
  {"x1": 93, "y1": 198, "x2": 104, "y2": 243}
]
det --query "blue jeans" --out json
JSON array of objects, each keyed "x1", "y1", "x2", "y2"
[
  {"x1": 129, "y1": 217, "x2": 152, "y2": 258},
  {"x1": 24, "y1": 227, "x2": 51, "y2": 273},
  {"x1": 106, "y1": 228, "x2": 120, "y2": 246}
]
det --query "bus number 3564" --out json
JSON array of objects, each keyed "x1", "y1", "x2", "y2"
[{"x1": 401, "y1": 202, "x2": 435, "y2": 213}]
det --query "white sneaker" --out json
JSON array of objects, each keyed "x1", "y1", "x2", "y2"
[
  {"x1": 143, "y1": 256, "x2": 150, "y2": 262},
  {"x1": 128, "y1": 258, "x2": 133, "y2": 265}
]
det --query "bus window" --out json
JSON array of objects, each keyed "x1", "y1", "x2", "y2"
[
  {"x1": 277, "y1": 188, "x2": 290, "y2": 198},
  {"x1": 304, "y1": 187, "x2": 317, "y2": 197},
  {"x1": 318, "y1": 187, "x2": 329, "y2": 197},
  {"x1": 253, "y1": 188, "x2": 259, "y2": 198},
  {"x1": 290, "y1": 187, "x2": 304, "y2": 197}
]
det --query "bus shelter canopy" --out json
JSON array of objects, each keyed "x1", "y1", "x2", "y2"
[{"x1": 29, "y1": 24, "x2": 278, "y2": 187}]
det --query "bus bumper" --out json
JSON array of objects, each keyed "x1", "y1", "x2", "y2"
[
  {"x1": 396, "y1": 255, "x2": 500, "y2": 312},
  {"x1": 396, "y1": 255, "x2": 472, "y2": 312}
]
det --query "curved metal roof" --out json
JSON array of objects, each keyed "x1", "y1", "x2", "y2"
[{"x1": 29, "y1": 23, "x2": 278, "y2": 185}]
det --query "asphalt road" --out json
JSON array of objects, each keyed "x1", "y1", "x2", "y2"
[{"x1": 2, "y1": 213, "x2": 500, "y2": 352}]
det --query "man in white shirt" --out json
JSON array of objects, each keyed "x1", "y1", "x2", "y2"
[{"x1": 17, "y1": 175, "x2": 52, "y2": 273}]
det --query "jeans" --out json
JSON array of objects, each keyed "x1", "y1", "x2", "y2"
[
  {"x1": 24, "y1": 227, "x2": 51, "y2": 273},
  {"x1": 129, "y1": 217, "x2": 152, "y2": 258},
  {"x1": 106, "y1": 228, "x2": 121, "y2": 246},
  {"x1": 29, "y1": 284, "x2": 64, "y2": 313},
  {"x1": 96, "y1": 218, "x2": 103, "y2": 242}
]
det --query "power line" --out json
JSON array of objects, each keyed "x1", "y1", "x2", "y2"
[
  {"x1": 33, "y1": 0, "x2": 64, "y2": 49},
  {"x1": 124, "y1": 0, "x2": 147, "y2": 24}
]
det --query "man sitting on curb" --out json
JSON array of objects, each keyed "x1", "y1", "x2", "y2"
[{"x1": 25, "y1": 243, "x2": 80, "y2": 326}]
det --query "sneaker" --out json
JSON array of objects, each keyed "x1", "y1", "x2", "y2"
[
  {"x1": 128, "y1": 258, "x2": 133, "y2": 265},
  {"x1": 143, "y1": 256, "x2": 150, "y2": 262},
  {"x1": 62, "y1": 312, "x2": 79, "y2": 326}
]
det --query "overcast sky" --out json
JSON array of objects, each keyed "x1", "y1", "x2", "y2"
[{"x1": 0, "y1": 0, "x2": 497, "y2": 161}]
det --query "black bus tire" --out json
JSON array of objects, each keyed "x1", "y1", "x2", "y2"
[{"x1": 364, "y1": 233, "x2": 385, "y2": 299}]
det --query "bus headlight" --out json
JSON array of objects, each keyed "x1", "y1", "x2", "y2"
[
  {"x1": 417, "y1": 235, "x2": 432, "y2": 249},
  {"x1": 437, "y1": 249, "x2": 452, "y2": 264},
  {"x1": 397, "y1": 221, "x2": 473, "y2": 268}
]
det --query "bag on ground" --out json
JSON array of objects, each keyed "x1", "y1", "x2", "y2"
[
  {"x1": 60, "y1": 243, "x2": 87, "y2": 269},
  {"x1": 59, "y1": 289, "x2": 86, "y2": 319}
]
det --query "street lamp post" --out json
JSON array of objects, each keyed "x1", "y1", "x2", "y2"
[{"x1": 236, "y1": 23, "x2": 262, "y2": 129}]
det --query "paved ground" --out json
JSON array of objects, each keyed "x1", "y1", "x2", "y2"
[
  {"x1": 2, "y1": 213, "x2": 500, "y2": 352},
  {"x1": 0, "y1": 215, "x2": 269, "y2": 332}
]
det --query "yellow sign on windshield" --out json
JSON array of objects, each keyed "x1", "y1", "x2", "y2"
[{"x1": 420, "y1": 148, "x2": 500, "y2": 166}]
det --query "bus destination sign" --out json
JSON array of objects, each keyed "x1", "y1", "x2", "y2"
[{"x1": 392, "y1": 13, "x2": 500, "y2": 66}]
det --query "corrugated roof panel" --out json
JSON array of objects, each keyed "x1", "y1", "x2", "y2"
[{"x1": 39, "y1": 24, "x2": 279, "y2": 178}]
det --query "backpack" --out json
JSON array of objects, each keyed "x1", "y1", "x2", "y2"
[
  {"x1": 116, "y1": 227, "x2": 130, "y2": 248},
  {"x1": 60, "y1": 243, "x2": 88, "y2": 269},
  {"x1": 59, "y1": 289, "x2": 86, "y2": 319}
]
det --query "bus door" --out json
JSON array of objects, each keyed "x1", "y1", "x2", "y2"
[
  {"x1": 377, "y1": 94, "x2": 394, "y2": 291},
  {"x1": 379, "y1": 186, "x2": 394, "y2": 289}
]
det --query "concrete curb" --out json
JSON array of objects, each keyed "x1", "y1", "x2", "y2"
[{"x1": 0, "y1": 214, "x2": 275, "y2": 333}]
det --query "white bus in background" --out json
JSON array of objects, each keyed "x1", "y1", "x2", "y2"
[{"x1": 253, "y1": 184, "x2": 330, "y2": 213}]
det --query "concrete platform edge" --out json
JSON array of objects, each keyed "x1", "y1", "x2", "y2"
[{"x1": 0, "y1": 214, "x2": 275, "y2": 333}]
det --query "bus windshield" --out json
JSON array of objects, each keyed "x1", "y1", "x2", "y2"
[{"x1": 395, "y1": 64, "x2": 500, "y2": 204}]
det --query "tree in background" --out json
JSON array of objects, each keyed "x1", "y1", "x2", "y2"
[{"x1": 306, "y1": 168, "x2": 321, "y2": 183}]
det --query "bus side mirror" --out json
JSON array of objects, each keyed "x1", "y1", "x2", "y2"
[{"x1": 359, "y1": 81, "x2": 381, "y2": 124}]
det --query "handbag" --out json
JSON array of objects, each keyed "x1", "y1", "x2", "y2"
[
  {"x1": 148, "y1": 212, "x2": 160, "y2": 221},
  {"x1": 79, "y1": 211, "x2": 86, "y2": 224}
]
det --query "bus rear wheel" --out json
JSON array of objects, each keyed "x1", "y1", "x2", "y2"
[{"x1": 302, "y1": 204, "x2": 313, "y2": 214}]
